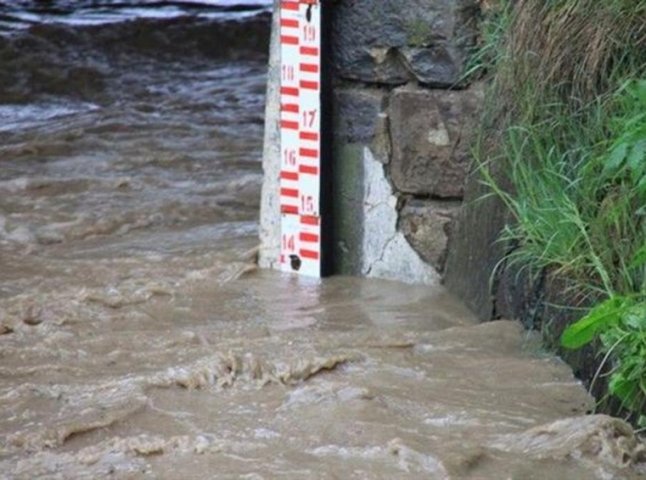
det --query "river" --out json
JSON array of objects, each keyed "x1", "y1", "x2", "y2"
[{"x1": 0, "y1": 2, "x2": 644, "y2": 478}]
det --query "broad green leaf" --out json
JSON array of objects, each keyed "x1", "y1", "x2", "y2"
[
  {"x1": 560, "y1": 297, "x2": 628, "y2": 349},
  {"x1": 602, "y1": 143, "x2": 627, "y2": 176},
  {"x1": 624, "y1": 309, "x2": 645, "y2": 330},
  {"x1": 627, "y1": 140, "x2": 646, "y2": 176}
]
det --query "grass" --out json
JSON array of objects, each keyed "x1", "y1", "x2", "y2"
[{"x1": 470, "y1": 0, "x2": 646, "y2": 423}]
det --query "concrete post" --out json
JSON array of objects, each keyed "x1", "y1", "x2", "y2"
[{"x1": 258, "y1": 0, "x2": 281, "y2": 270}]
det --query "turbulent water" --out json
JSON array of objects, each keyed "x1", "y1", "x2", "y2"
[{"x1": 1, "y1": 3, "x2": 645, "y2": 479}]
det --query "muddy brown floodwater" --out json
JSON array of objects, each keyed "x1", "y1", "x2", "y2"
[{"x1": 0, "y1": 5, "x2": 645, "y2": 480}]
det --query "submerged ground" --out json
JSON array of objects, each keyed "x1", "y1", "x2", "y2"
[{"x1": 0, "y1": 4, "x2": 645, "y2": 479}]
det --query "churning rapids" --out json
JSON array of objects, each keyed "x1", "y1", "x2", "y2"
[{"x1": 0, "y1": 3, "x2": 644, "y2": 479}]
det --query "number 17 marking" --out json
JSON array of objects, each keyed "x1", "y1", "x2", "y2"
[{"x1": 302, "y1": 109, "x2": 317, "y2": 128}]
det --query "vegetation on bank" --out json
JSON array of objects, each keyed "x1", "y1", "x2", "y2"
[{"x1": 469, "y1": 0, "x2": 646, "y2": 425}]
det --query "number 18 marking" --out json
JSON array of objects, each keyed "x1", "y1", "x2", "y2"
[{"x1": 303, "y1": 25, "x2": 316, "y2": 43}]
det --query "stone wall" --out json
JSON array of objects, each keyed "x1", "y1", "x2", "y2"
[
  {"x1": 329, "y1": 0, "x2": 482, "y2": 284},
  {"x1": 260, "y1": 0, "x2": 483, "y2": 285}
]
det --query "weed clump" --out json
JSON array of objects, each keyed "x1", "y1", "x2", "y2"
[{"x1": 474, "y1": 0, "x2": 646, "y2": 424}]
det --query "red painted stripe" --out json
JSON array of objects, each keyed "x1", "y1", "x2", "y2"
[
  {"x1": 300, "y1": 80, "x2": 319, "y2": 90},
  {"x1": 300, "y1": 131, "x2": 319, "y2": 141},
  {"x1": 281, "y1": 35, "x2": 299, "y2": 45},
  {"x1": 280, "y1": 120, "x2": 299, "y2": 130},
  {"x1": 282, "y1": 205, "x2": 298, "y2": 214},
  {"x1": 281, "y1": 1, "x2": 299, "y2": 11},
  {"x1": 299, "y1": 148, "x2": 318, "y2": 158},
  {"x1": 299, "y1": 165, "x2": 318, "y2": 175},
  {"x1": 281, "y1": 171, "x2": 299, "y2": 181},
  {"x1": 300, "y1": 63, "x2": 319, "y2": 73},
  {"x1": 300, "y1": 46, "x2": 319, "y2": 56},
  {"x1": 300, "y1": 233, "x2": 319, "y2": 243},
  {"x1": 300, "y1": 249, "x2": 320, "y2": 260},
  {"x1": 281, "y1": 86, "x2": 299, "y2": 97},
  {"x1": 280, "y1": 18, "x2": 299, "y2": 28},
  {"x1": 280, "y1": 188, "x2": 299, "y2": 198},
  {"x1": 300, "y1": 215, "x2": 320, "y2": 226},
  {"x1": 282, "y1": 103, "x2": 299, "y2": 113}
]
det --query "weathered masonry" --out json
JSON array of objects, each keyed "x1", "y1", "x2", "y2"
[{"x1": 260, "y1": 0, "x2": 483, "y2": 285}]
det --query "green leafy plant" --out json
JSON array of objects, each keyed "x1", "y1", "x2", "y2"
[
  {"x1": 561, "y1": 293, "x2": 646, "y2": 426},
  {"x1": 473, "y1": 0, "x2": 646, "y2": 423},
  {"x1": 560, "y1": 296, "x2": 636, "y2": 350},
  {"x1": 561, "y1": 236, "x2": 646, "y2": 416},
  {"x1": 601, "y1": 80, "x2": 646, "y2": 201}
]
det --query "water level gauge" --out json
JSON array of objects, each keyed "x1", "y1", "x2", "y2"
[{"x1": 278, "y1": 0, "x2": 327, "y2": 278}]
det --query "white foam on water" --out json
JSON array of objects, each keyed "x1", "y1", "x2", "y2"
[
  {"x1": 0, "y1": 1, "x2": 272, "y2": 29},
  {"x1": 0, "y1": 102, "x2": 100, "y2": 132}
]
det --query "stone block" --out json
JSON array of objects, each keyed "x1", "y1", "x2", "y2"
[
  {"x1": 331, "y1": 0, "x2": 479, "y2": 86},
  {"x1": 400, "y1": 45, "x2": 463, "y2": 86},
  {"x1": 361, "y1": 148, "x2": 441, "y2": 285},
  {"x1": 388, "y1": 84, "x2": 483, "y2": 198},
  {"x1": 371, "y1": 112, "x2": 392, "y2": 164},
  {"x1": 443, "y1": 161, "x2": 510, "y2": 320},
  {"x1": 399, "y1": 199, "x2": 461, "y2": 272},
  {"x1": 333, "y1": 87, "x2": 387, "y2": 144}
]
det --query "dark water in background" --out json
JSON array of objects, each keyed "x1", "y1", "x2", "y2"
[
  {"x1": 0, "y1": 2, "x2": 645, "y2": 479},
  {"x1": 0, "y1": 0, "x2": 272, "y2": 104},
  {"x1": 0, "y1": 1, "x2": 272, "y2": 29}
]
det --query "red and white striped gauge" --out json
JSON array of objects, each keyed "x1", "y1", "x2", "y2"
[{"x1": 279, "y1": 0, "x2": 325, "y2": 278}]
